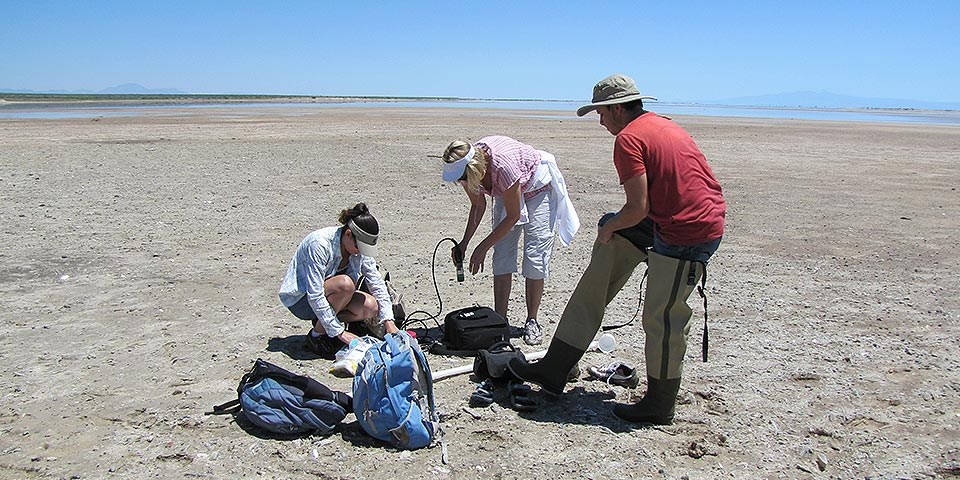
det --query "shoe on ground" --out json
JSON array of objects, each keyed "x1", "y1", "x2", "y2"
[
  {"x1": 469, "y1": 379, "x2": 495, "y2": 408},
  {"x1": 523, "y1": 319, "x2": 543, "y2": 346},
  {"x1": 586, "y1": 361, "x2": 640, "y2": 388},
  {"x1": 508, "y1": 380, "x2": 538, "y2": 412},
  {"x1": 613, "y1": 401, "x2": 675, "y2": 425},
  {"x1": 306, "y1": 330, "x2": 339, "y2": 359}
]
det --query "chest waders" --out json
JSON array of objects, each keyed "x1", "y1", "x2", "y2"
[{"x1": 507, "y1": 214, "x2": 713, "y2": 426}]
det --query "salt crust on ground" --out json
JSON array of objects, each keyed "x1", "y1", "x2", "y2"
[{"x1": 0, "y1": 105, "x2": 957, "y2": 479}]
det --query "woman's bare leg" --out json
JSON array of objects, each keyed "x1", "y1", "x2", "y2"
[
  {"x1": 525, "y1": 277, "x2": 544, "y2": 321},
  {"x1": 337, "y1": 291, "x2": 378, "y2": 322},
  {"x1": 494, "y1": 273, "x2": 512, "y2": 320}
]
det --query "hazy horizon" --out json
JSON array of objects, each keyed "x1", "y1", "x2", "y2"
[
  {"x1": 3, "y1": 83, "x2": 959, "y2": 111},
  {"x1": 2, "y1": 1, "x2": 957, "y2": 108}
]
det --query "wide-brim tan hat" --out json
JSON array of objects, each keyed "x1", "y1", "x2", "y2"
[{"x1": 577, "y1": 73, "x2": 657, "y2": 117}]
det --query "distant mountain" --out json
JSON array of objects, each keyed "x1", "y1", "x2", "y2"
[
  {"x1": 0, "y1": 83, "x2": 185, "y2": 95},
  {"x1": 708, "y1": 91, "x2": 960, "y2": 110}
]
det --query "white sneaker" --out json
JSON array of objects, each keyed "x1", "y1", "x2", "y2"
[
  {"x1": 523, "y1": 319, "x2": 543, "y2": 346},
  {"x1": 586, "y1": 361, "x2": 640, "y2": 388}
]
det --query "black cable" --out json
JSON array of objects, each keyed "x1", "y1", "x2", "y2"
[
  {"x1": 398, "y1": 237, "x2": 461, "y2": 340},
  {"x1": 600, "y1": 267, "x2": 648, "y2": 331},
  {"x1": 397, "y1": 237, "x2": 648, "y2": 337}
]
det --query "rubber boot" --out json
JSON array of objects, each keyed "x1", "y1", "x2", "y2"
[
  {"x1": 612, "y1": 376, "x2": 682, "y2": 425},
  {"x1": 507, "y1": 338, "x2": 584, "y2": 396}
]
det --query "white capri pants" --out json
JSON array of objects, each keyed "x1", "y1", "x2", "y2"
[{"x1": 492, "y1": 188, "x2": 555, "y2": 279}]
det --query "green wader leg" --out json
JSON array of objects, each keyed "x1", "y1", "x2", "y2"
[
  {"x1": 641, "y1": 250, "x2": 704, "y2": 380},
  {"x1": 553, "y1": 234, "x2": 648, "y2": 351},
  {"x1": 614, "y1": 250, "x2": 703, "y2": 425}
]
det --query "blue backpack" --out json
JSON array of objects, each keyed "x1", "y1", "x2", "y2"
[
  {"x1": 212, "y1": 358, "x2": 352, "y2": 435},
  {"x1": 353, "y1": 331, "x2": 440, "y2": 450}
]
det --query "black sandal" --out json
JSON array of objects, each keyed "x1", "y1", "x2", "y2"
[
  {"x1": 470, "y1": 379, "x2": 495, "y2": 407},
  {"x1": 508, "y1": 381, "x2": 538, "y2": 412}
]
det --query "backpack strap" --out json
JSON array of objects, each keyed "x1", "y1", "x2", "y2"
[
  {"x1": 209, "y1": 398, "x2": 241, "y2": 415},
  {"x1": 249, "y1": 358, "x2": 348, "y2": 405},
  {"x1": 391, "y1": 331, "x2": 447, "y2": 462},
  {"x1": 384, "y1": 329, "x2": 403, "y2": 355},
  {"x1": 413, "y1": 338, "x2": 447, "y2": 464}
]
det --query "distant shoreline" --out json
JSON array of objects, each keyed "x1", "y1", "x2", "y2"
[
  {"x1": 2, "y1": 94, "x2": 959, "y2": 126},
  {"x1": 0, "y1": 93, "x2": 572, "y2": 107},
  {"x1": 0, "y1": 92, "x2": 955, "y2": 114}
]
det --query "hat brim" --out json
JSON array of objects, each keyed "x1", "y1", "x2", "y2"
[
  {"x1": 576, "y1": 94, "x2": 658, "y2": 117},
  {"x1": 356, "y1": 239, "x2": 378, "y2": 258},
  {"x1": 348, "y1": 220, "x2": 379, "y2": 258},
  {"x1": 441, "y1": 157, "x2": 469, "y2": 182}
]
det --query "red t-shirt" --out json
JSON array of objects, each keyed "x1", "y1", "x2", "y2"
[{"x1": 613, "y1": 112, "x2": 725, "y2": 245}]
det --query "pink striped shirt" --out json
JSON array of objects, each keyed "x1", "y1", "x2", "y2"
[{"x1": 476, "y1": 135, "x2": 544, "y2": 199}]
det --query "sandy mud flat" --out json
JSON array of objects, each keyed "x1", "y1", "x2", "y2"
[{"x1": 0, "y1": 105, "x2": 957, "y2": 478}]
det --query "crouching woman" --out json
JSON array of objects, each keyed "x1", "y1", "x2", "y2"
[{"x1": 278, "y1": 202, "x2": 398, "y2": 356}]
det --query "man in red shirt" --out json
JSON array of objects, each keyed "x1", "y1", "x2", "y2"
[{"x1": 509, "y1": 74, "x2": 726, "y2": 425}]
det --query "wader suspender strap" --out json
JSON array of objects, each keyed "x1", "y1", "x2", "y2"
[{"x1": 689, "y1": 262, "x2": 708, "y2": 362}]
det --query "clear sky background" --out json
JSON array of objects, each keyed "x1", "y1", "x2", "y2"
[{"x1": 2, "y1": 0, "x2": 958, "y2": 103}]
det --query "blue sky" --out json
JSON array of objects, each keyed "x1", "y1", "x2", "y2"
[{"x1": 2, "y1": 0, "x2": 958, "y2": 102}]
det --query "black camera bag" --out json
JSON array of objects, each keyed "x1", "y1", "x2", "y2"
[{"x1": 435, "y1": 306, "x2": 510, "y2": 356}]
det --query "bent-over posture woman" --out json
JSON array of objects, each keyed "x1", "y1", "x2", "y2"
[{"x1": 441, "y1": 136, "x2": 579, "y2": 345}]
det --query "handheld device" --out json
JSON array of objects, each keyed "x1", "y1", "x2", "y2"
[{"x1": 452, "y1": 242, "x2": 465, "y2": 282}]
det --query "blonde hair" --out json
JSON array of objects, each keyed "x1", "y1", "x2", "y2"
[{"x1": 442, "y1": 140, "x2": 488, "y2": 194}]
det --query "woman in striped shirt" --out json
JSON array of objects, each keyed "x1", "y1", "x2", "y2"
[{"x1": 441, "y1": 136, "x2": 580, "y2": 345}]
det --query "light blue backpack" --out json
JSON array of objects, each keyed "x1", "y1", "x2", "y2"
[{"x1": 352, "y1": 331, "x2": 440, "y2": 450}]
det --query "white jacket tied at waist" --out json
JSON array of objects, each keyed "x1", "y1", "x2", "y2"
[{"x1": 492, "y1": 150, "x2": 580, "y2": 246}]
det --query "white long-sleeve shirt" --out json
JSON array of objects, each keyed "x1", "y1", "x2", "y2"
[{"x1": 278, "y1": 226, "x2": 393, "y2": 337}]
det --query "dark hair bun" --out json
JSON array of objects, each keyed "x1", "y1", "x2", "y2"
[{"x1": 338, "y1": 202, "x2": 375, "y2": 228}]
